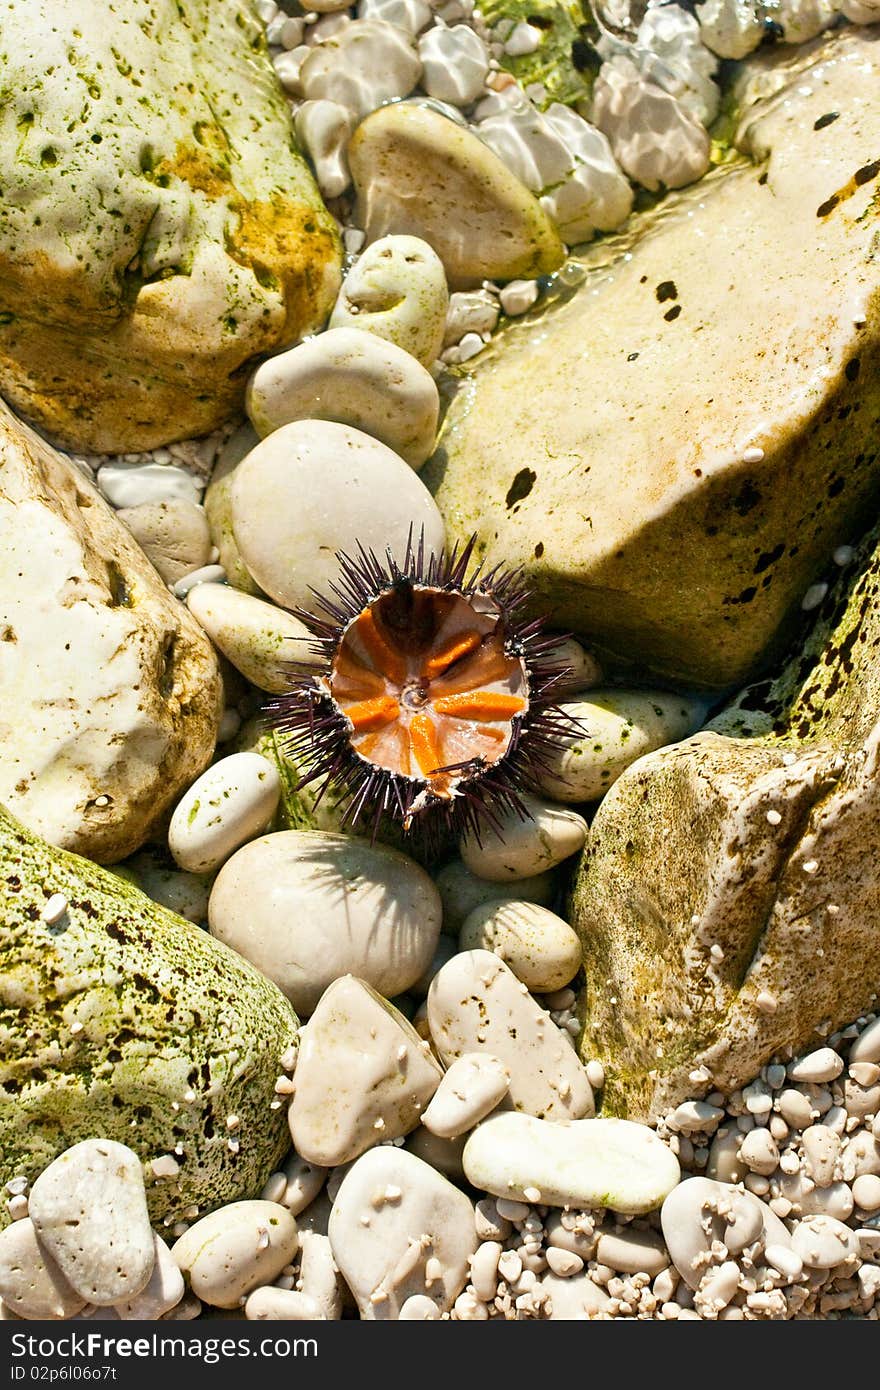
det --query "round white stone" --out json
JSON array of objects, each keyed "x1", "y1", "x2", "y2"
[
  {"x1": 328, "y1": 1147, "x2": 477, "y2": 1318},
  {"x1": 788, "y1": 1048, "x2": 844, "y2": 1084},
  {"x1": 592, "y1": 54, "x2": 711, "y2": 193},
  {"x1": 0, "y1": 1220, "x2": 86, "y2": 1320},
  {"x1": 660, "y1": 1177, "x2": 791, "y2": 1288},
  {"x1": 535, "y1": 690, "x2": 701, "y2": 802},
  {"x1": 245, "y1": 1287, "x2": 322, "y2": 1320},
  {"x1": 849, "y1": 1017, "x2": 880, "y2": 1064},
  {"x1": 113, "y1": 1236, "x2": 184, "y2": 1321},
  {"x1": 96, "y1": 461, "x2": 202, "y2": 510},
  {"x1": 427, "y1": 950, "x2": 593, "y2": 1121},
  {"x1": 790, "y1": 1214, "x2": 860, "y2": 1270},
  {"x1": 117, "y1": 499, "x2": 211, "y2": 585},
  {"x1": 418, "y1": 25, "x2": 488, "y2": 107},
  {"x1": 696, "y1": 0, "x2": 764, "y2": 59},
  {"x1": 230, "y1": 419, "x2": 445, "y2": 611},
  {"x1": 464, "y1": 1112, "x2": 680, "y2": 1213},
  {"x1": 459, "y1": 795, "x2": 587, "y2": 881},
  {"x1": 330, "y1": 236, "x2": 449, "y2": 368},
  {"x1": 246, "y1": 327, "x2": 440, "y2": 470},
  {"x1": 542, "y1": 1270, "x2": 611, "y2": 1317},
  {"x1": 479, "y1": 101, "x2": 632, "y2": 246},
  {"x1": 168, "y1": 752, "x2": 281, "y2": 875},
  {"x1": 172, "y1": 1203, "x2": 299, "y2": 1309},
  {"x1": 357, "y1": 0, "x2": 432, "y2": 32},
  {"x1": 209, "y1": 830, "x2": 442, "y2": 1015}
]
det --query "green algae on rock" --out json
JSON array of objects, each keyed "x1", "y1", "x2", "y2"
[
  {"x1": 426, "y1": 30, "x2": 880, "y2": 688},
  {"x1": 0, "y1": 805, "x2": 298, "y2": 1227},
  {"x1": 0, "y1": 0, "x2": 342, "y2": 453},
  {"x1": 477, "y1": 0, "x2": 599, "y2": 110},
  {"x1": 572, "y1": 517, "x2": 880, "y2": 1120}
]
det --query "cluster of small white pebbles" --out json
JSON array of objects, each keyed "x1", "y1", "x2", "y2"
[{"x1": 2, "y1": 1017, "x2": 877, "y2": 1320}]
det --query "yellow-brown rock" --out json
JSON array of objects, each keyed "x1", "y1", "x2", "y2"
[{"x1": 0, "y1": 0, "x2": 342, "y2": 452}]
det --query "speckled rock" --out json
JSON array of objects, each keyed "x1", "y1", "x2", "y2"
[
  {"x1": 425, "y1": 31, "x2": 880, "y2": 688},
  {"x1": 0, "y1": 0, "x2": 341, "y2": 452},
  {"x1": 349, "y1": 103, "x2": 565, "y2": 289},
  {"x1": 573, "y1": 515, "x2": 880, "y2": 1119},
  {"x1": 0, "y1": 402, "x2": 221, "y2": 862},
  {"x1": 0, "y1": 805, "x2": 298, "y2": 1228}
]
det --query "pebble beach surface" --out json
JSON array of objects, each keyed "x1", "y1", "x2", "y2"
[{"x1": 2, "y1": 0, "x2": 880, "y2": 1328}]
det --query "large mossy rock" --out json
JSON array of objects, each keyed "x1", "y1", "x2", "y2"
[
  {"x1": 572, "y1": 518, "x2": 880, "y2": 1120},
  {"x1": 0, "y1": 805, "x2": 298, "y2": 1226},
  {"x1": 0, "y1": 400, "x2": 221, "y2": 863},
  {"x1": 427, "y1": 30, "x2": 880, "y2": 688},
  {"x1": 0, "y1": 0, "x2": 341, "y2": 453}
]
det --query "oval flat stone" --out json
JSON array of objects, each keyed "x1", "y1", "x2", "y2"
[
  {"x1": 169, "y1": 752, "x2": 281, "y2": 875},
  {"x1": 172, "y1": 1201, "x2": 299, "y2": 1309},
  {"x1": 459, "y1": 795, "x2": 587, "y2": 880},
  {"x1": 328, "y1": 1147, "x2": 477, "y2": 1318},
  {"x1": 246, "y1": 326, "x2": 440, "y2": 469},
  {"x1": 463, "y1": 1113, "x2": 680, "y2": 1213},
  {"x1": 288, "y1": 976, "x2": 442, "y2": 1166},
  {"x1": 542, "y1": 1271, "x2": 612, "y2": 1318},
  {"x1": 349, "y1": 104, "x2": 565, "y2": 289},
  {"x1": 434, "y1": 858, "x2": 555, "y2": 934},
  {"x1": 187, "y1": 584, "x2": 318, "y2": 694},
  {"x1": 209, "y1": 830, "x2": 442, "y2": 1015},
  {"x1": 535, "y1": 692, "x2": 701, "y2": 802},
  {"x1": 790, "y1": 1213, "x2": 860, "y2": 1270},
  {"x1": 420, "y1": 1053, "x2": 510, "y2": 1139},
  {"x1": 230, "y1": 419, "x2": 446, "y2": 611},
  {"x1": 28, "y1": 1140, "x2": 155, "y2": 1306},
  {"x1": 112, "y1": 1236, "x2": 184, "y2": 1321},
  {"x1": 427, "y1": 950, "x2": 593, "y2": 1120}
]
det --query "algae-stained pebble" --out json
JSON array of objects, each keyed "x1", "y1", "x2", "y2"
[
  {"x1": 349, "y1": 103, "x2": 565, "y2": 288},
  {"x1": 0, "y1": 805, "x2": 298, "y2": 1228}
]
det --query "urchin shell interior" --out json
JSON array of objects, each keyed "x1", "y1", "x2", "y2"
[{"x1": 266, "y1": 535, "x2": 574, "y2": 841}]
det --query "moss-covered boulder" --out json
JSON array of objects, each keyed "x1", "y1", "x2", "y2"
[
  {"x1": 426, "y1": 30, "x2": 880, "y2": 688},
  {"x1": 572, "y1": 518, "x2": 880, "y2": 1120},
  {"x1": 0, "y1": 805, "x2": 298, "y2": 1226},
  {"x1": 0, "y1": 0, "x2": 341, "y2": 453}
]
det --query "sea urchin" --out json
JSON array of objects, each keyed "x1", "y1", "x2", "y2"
[{"x1": 266, "y1": 533, "x2": 576, "y2": 843}]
